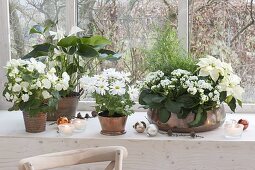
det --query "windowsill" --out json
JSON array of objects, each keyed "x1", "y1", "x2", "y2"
[
  {"x1": 1, "y1": 110, "x2": 255, "y2": 170},
  {"x1": 0, "y1": 110, "x2": 254, "y2": 141}
]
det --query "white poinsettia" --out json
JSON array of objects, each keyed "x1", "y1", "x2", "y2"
[
  {"x1": 197, "y1": 55, "x2": 227, "y2": 82},
  {"x1": 49, "y1": 25, "x2": 84, "y2": 41}
]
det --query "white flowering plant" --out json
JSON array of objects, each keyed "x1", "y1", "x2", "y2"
[
  {"x1": 22, "y1": 22, "x2": 121, "y2": 97},
  {"x1": 139, "y1": 55, "x2": 244, "y2": 127},
  {"x1": 2, "y1": 58, "x2": 69, "y2": 116},
  {"x1": 80, "y1": 68, "x2": 139, "y2": 116}
]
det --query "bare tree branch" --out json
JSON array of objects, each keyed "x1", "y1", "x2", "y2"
[{"x1": 231, "y1": 0, "x2": 254, "y2": 45}]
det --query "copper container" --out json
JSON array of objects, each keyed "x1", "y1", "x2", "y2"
[
  {"x1": 98, "y1": 115, "x2": 127, "y2": 136},
  {"x1": 47, "y1": 96, "x2": 79, "y2": 121},
  {"x1": 23, "y1": 112, "x2": 47, "y2": 133},
  {"x1": 147, "y1": 105, "x2": 225, "y2": 133}
]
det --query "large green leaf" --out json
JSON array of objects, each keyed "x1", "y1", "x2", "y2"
[
  {"x1": 188, "y1": 107, "x2": 207, "y2": 127},
  {"x1": 76, "y1": 44, "x2": 99, "y2": 57},
  {"x1": 176, "y1": 94, "x2": 199, "y2": 108},
  {"x1": 158, "y1": 108, "x2": 171, "y2": 123},
  {"x1": 57, "y1": 36, "x2": 78, "y2": 47},
  {"x1": 80, "y1": 35, "x2": 111, "y2": 47},
  {"x1": 22, "y1": 43, "x2": 53, "y2": 59},
  {"x1": 164, "y1": 99, "x2": 184, "y2": 113},
  {"x1": 138, "y1": 89, "x2": 150, "y2": 105},
  {"x1": 142, "y1": 94, "x2": 166, "y2": 105}
]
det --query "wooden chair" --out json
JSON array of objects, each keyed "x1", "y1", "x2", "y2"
[{"x1": 18, "y1": 146, "x2": 128, "y2": 170}]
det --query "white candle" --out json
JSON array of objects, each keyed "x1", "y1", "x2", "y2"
[
  {"x1": 224, "y1": 123, "x2": 244, "y2": 138},
  {"x1": 71, "y1": 118, "x2": 87, "y2": 132},
  {"x1": 58, "y1": 123, "x2": 74, "y2": 136}
]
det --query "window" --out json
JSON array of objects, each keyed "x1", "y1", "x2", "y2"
[
  {"x1": 9, "y1": 0, "x2": 66, "y2": 59},
  {"x1": 189, "y1": 0, "x2": 255, "y2": 103},
  {"x1": 0, "y1": 0, "x2": 254, "y2": 112}
]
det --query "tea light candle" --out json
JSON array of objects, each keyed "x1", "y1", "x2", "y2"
[
  {"x1": 224, "y1": 120, "x2": 244, "y2": 138},
  {"x1": 71, "y1": 118, "x2": 87, "y2": 132},
  {"x1": 58, "y1": 123, "x2": 74, "y2": 136}
]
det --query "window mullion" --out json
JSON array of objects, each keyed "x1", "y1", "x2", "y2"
[
  {"x1": 0, "y1": 0, "x2": 11, "y2": 109},
  {"x1": 66, "y1": 0, "x2": 77, "y2": 33},
  {"x1": 177, "y1": 0, "x2": 189, "y2": 52}
]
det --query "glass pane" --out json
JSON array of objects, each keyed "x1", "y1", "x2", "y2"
[
  {"x1": 189, "y1": 0, "x2": 255, "y2": 103},
  {"x1": 9, "y1": 0, "x2": 66, "y2": 59},
  {"x1": 77, "y1": 0, "x2": 178, "y2": 81}
]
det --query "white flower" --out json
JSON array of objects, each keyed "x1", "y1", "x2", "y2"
[
  {"x1": 95, "y1": 81, "x2": 109, "y2": 95},
  {"x1": 42, "y1": 90, "x2": 52, "y2": 99},
  {"x1": 15, "y1": 77, "x2": 22, "y2": 82},
  {"x1": 197, "y1": 55, "x2": 226, "y2": 82},
  {"x1": 21, "y1": 94, "x2": 29, "y2": 102},
  {"x1": 42, "y1": 78, "x2": 51, "y2": 89},
  {"x1": 20, "y1": 81, "x2": 29, "y2": 92},
  {"x1": 160, "y1": 79, "x2": 171, "y2": 88},
  {"x1": 187, "y1": 87, "x2": 197, "y2": 95},
  {"x1": 12, "y1": 84, "x2": 21, "y2": 92},
  {"x1": 128, "y1": 86, "x2": 139, "y2": 101},
  {"x1": 36, "y1": 81, "x2": 42, "y2": 88},
  {"x1": 4, "y1": 92, "x2": 11, "y2": 101},
  {"x1": 110, "y1": 81, "x2": 126, "y2": 95}
]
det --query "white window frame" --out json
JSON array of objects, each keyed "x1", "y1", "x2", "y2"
[{"x1": 0, "y1": 0, "x2": 254, "y2": 113}]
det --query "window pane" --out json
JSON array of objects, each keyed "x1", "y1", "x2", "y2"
[
  {"x1": 77, "y1": 0, "x2": 178, "y2": 81},
  {"x1": 190, "y1": 0, "x2": 255, "y2": 103},
  {"x1": 9, "y1": 0, "x2": 66, "y2": 59}
]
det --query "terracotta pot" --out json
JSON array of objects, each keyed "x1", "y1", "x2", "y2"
[
  {"x1": 47, "y1": 96, "x2": 79, "y2": 121},
  {"x1": 98, "y1": 114, "x2": 127, "y2": 136},
  {"x1": 147, "y1": 105, "x2": 226, "y2": 133},
  {"x1": 23, "y1": 112, "x2": 47, "y2": 133}
]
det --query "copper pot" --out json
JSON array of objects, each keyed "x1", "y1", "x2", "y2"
[
  {"x1": 98, "y1": 114, "x2": 127, "y2": 136},
  {"x1": 147, "y1": 105, "x2": 226, "y2": 133}
]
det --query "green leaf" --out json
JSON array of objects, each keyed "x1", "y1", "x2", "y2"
[
  {"x1": 80, "y1": 35, "x2": 111, "y2": 47},
  {"x1": 220, "y1": 91, "x2": 227, "y2": 102},
  {"x1": 237, "y1": 99, "x2": 242, "y2": 107},
  {"x1": 188, "y1": 107, "x2": 207, "y2": 127},
  {"x1": 67, "y1": 46, "x2": 77, "y2": 55},
  {"x1": 29, "y1": 25, "x2": 44, "y2": 34},
  {"x1": 98, "y1": 49, "x2": 122, "y2": 61},
  {"x1": 66, "y1": 63, "x2": 77, "y2": 75},
  {"x1": 228, "y1": 97, "x2": 237, "y2": 112},
  {"x1": 76, "y1": 44, "x2": 99, "y2": 57},
  {"x1": 138, "y1": 89, "x2": 150, "y2": 105},
  {"x1": 22, "y1": 43, "x2": 53, "y2": 59},
  {"x1": 57, "y1": 36, "x2": 78, "y2": 47},
  {"x1": 164, "y1": 99, "x2": 184, "y2": 113},
  {"x1": 176, "y1": 94, "x2": 199, "y2": 108},
  {"x1": 142, "y1": 94, "x2": 166, "y2": 104},
  {"x1": 177, "y1": 108, "x2": 191, "y2": 119},
  {"x1": 158, "y1": 108, "x2": 171, "y2": 123}
]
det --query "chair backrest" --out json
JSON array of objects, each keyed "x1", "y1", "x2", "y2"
[{"x1": 18, "y1": 146, "x2": 128, "y2": 170}]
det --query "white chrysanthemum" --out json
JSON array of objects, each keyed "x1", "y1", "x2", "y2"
[
  {"x1": 42, "y1": 78, "x2": 51, "y2": 89},
  {"x1": 95, "y1": 81, "x2": 109, "y2": 95},
  {"x1": 12, "y1": 84, "x2": 21, "y2": 92},
  {"x1": 42, "y1": 90, "x2": 52, "y2": 99},
  {"x1": 80, "y1": 75, "x2": 97, "y2": 94},
  {"x1": 110, "y1": 81, "x2": 126, "y2": 95},
  {"x1": 21, "y1": 94, "x2": 29, "y2": 102}
]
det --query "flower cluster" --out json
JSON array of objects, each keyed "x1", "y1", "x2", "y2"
[
  {"x1": 139, "y1": 55, "x2": 244, "y2": 127},
  {"x1": 3, "y1": 58, "x2": 70, "y2": 115},
  {"x1": 80, "y1": 68, "x2": 139, "y2": 116}
]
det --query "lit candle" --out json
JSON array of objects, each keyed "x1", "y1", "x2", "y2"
[
  {"x1": 71, "y1": 118, "x2": 87, "y2": 132},
  {"x1": 58, "y1": 123, "x2": 74, "y2": 136},
  {"x1": 224, "y1": 120, "x2": 244, "y2": 138}
]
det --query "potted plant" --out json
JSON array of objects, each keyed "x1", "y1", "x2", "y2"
[
  {"x1": 2, "y1": 58, "x2": 64, "y2": 132},
  {"x1": 139, "y1": 55, "x2": 244, "y2": 132},
  {"x1": 22, "y1": 22, "x2": 121, "y2": 120},
  {"x1": 80, "y1": 68, "x2": 139, "y2": 135}
]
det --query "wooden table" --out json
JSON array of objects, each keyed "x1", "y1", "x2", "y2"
[{"x1": 0, "y1": 111, "x2": 254, "y2": 170}]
